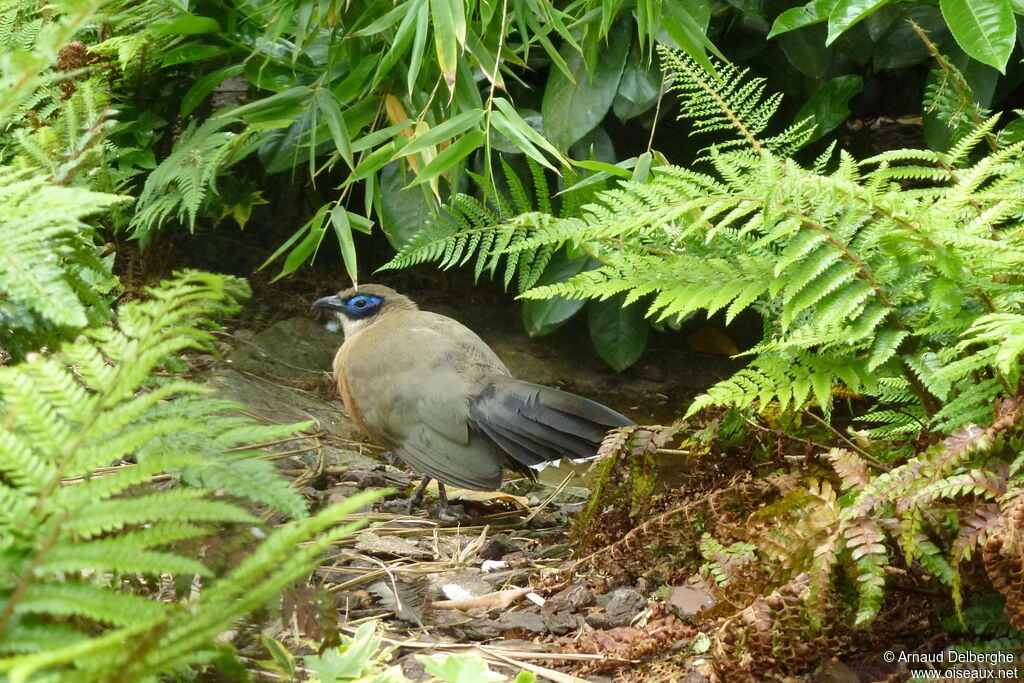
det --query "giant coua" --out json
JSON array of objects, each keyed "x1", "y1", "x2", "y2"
[{"x1": 313, "y1": 285, "x2": 634, "y2": 511}]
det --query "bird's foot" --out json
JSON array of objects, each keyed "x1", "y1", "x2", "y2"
[
  {"x1": 431, "y1": 500, "x2": 468, "y2": 523},
  {"x1": 379, "y1": 450, "x2": 401, "y2": 466}
]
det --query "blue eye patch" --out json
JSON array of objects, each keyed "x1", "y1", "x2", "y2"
[{"x1": 343, "y1": 294, "x2": 384, "y2": 317}]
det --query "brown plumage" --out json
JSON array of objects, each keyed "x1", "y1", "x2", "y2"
[{"x1": 314, "y1": 285, "x2": 634, "y2": 492}]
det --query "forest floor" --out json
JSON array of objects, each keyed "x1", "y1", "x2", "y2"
[
  {"x1": 189, "y1": 284, "x2": 945, "y2": 682},
  {"x1": 195, "y1": 293, "x2": 730, "y2": 681}
]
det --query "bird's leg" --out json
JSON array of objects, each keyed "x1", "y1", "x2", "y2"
[
  {"x1": 434, "y1": 483, "x2": 463, "y2": 523},
  {"x1": 406, "y1": 477, "x2": 432, "y2": 514}
]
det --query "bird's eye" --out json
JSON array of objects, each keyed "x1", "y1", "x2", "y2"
[{"x1": 352, "y1": 297, "x2": 368, "y2": 309}]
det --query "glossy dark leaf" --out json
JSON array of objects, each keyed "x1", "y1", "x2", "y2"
[
  {"x1": 521, "y1": 253, "x2": 592, "y2": 336},
  {"x1": 181, "y1": 64, "x2": 244, "y2": 116},
  {"x1": 613, "y1": 46, "x2": 662, "y2": 121},
  {"x1": 588, "y1": 294, "x2": 649, "y2": 372},
  {"x1": 871, "y1": 5, "x2": 946, "y2": 69},
  {"x1": 157, "y1": 14, "x2": 221, "y2": 35},
  {"x1": 826, "y1": 0, "x2": 889, "y2": 45},
  {"x1": 541, "y1": 21, "x2": 630, "y2": 151},
  {"x1": 795, "y1": 74, "x2": 863, "y2": 142},
  {"x1": 377, "y1": 162, "x2": 435, "y2": 249},
  {"x1": 161, "y1": 44, "x2": 231, "y2": 67},
  {"x1": 768, "y1": 0, "x2": 836, "y2": 37},
  {"x1": 940, "y1": 0, "x2": 1015, "y2": 71},
  {"x1": 777, "y1": 23, "x2": 831, "y2": 78}
]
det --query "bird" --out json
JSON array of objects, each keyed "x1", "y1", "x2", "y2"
[{"x1": 313, "y1": 285, "x2": 635, "y2": 516}]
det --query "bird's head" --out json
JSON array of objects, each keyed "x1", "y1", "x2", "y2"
[{"x1": 312, "y1": 284, "x2": 416, "y2": 337}]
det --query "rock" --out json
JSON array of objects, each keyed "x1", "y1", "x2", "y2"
[
  {"x1": 225, "y1": 317, "x2": 338, "y2": 381},
  {"x1": 325, "y1": 485, "x2": 375, "y2": 514},
  {"x1": 479, "y1": 534, "x2": 517, "y2": 560},
  {"x1": 498, "y1": 610, "x2": 548, "y2": 634},
  {"x1": 667, "y1": 585, "x2": 715, "y2": 618},
  {"x1": 542, "y1": 610, "x2": 580, "y2": 635},
  {"x1": 459, "y1": 619, "x2": 503, "y2": 640},
  {"x1": 501, "y1": 551, "x2": 533, "y2": 568},
  {"x1": 585, "y1": 611, "x2": 610, "y2": 629},
  {"x1": 810, "y1": 659, "x2": 861, "y2": 683},
  {"x1": 425, "y1": 570, "x2": 493, "y2": 602},
  {"x1": 601, "y1": 588, "x2": 648, "y2": 627},
  {"x1": 545, "y1": 584, "x2": 595, "y2": 612},
  {"x1": 353, "y1": 531, "x2": 433, "y2": 560}
]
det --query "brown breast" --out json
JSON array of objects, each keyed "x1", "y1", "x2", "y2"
[{"x1": 334, "y1": 349, "x2": 384, "y2": 445}]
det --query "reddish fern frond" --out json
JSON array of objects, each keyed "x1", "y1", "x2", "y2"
[
  {"x1": 954, "y1": 503, "x2": 1002, "y2": 563},
  {"x1": 982, "y1": 493, "x2": 1024, "y2": 628},
  {"x1": 827, "y1": 447, "x2": 870, "y2": 488},
  {"x1": 597, "y1": 425, "x2": 632, "y2": 459}
]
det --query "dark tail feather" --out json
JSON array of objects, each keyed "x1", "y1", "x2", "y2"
[{"x1": 470, "y1": 377, "x2": 634, "y2": 469}]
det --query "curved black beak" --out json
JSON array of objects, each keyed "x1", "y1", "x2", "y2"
[{"x1": 313, "y1": 295, "x2": 345, "y2": 312}]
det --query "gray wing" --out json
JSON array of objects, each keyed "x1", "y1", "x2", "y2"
[{"x1": 468, "y1": 375, "x2": 635, "y2": 470}]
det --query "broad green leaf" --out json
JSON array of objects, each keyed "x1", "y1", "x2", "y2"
[
  {"x1": 588, "y1": 295, "x2": 650, "y2": 372},
  {"x1": 939, "y1": 0, "x2": 1015, "y2": 71},
  {"x1": 613, "y1": 46, "x2": 662, "y2": 121},
  {"x1": 795, "y1": 74, "x2": 863, "y2": 141},
  {"x1": 521, "y1": 253, "x2": 592, "y2": 336},
  {"x1": 826, "y1": 0, "x2": 889, "y2": 45},
  {"x1": 569, "y1": 125, "x2": 616, "y2": 164},
  {"x1": 259, "y1": 114, "x2": 313, "y2": 174},
  {"x1": 157, "y1": 14, "x2": 220, "y2": 34},
  {"x1": 561, "y1": 156, "x2": 638, "y2": 193},
  {"x1": 409, "y1": 129, "x2": 485, "y2": 185},
  {"x1": 351, "y1": 120, "x2": 414, "y2": 153},
  {"x1": 181, "y1": 64, "x2": 244, "y2": 116},
  {"x1": 397, "y1": 109, "x2": 484, "y2": 157},
  {"x1": 306, "y1": 622, "x2": 381, "y2": 681},
  {"x1": 632, "y1": 150, "x2": 653, "y2": 182},
  {"x1": 420, "y1": 654, "x2": 504, "y2": 683},
  {"x1": 777, "y1": 23, "x2": 831, "y2": 78},
  {"x1": 330, "y1": 207, "x2": 359, "y2": 283},
  {"x1": 871, "y1": 4, "x2": 943, "y2": 69},
  {"x1": 161, "y1": 44, "x2": 230, "y2": 67},
  {"x1": 244, "y1": 58, "x2": 296, "y2": 92},
  {"x1": 768, "y1": 0, "x2": 836, "y2": 37},
  {"x1": 377, "y1": 162, "x2": 435, "y2": 249},
  {"x1": 315, "y1": 89, "x2": 353, "y2": 168},
  {"x1": 260, "y1": 636, "x2": 296, "y2": 680},
  {"x1": 541, "y1": 21, "x2": 630, "y2": 151}
]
